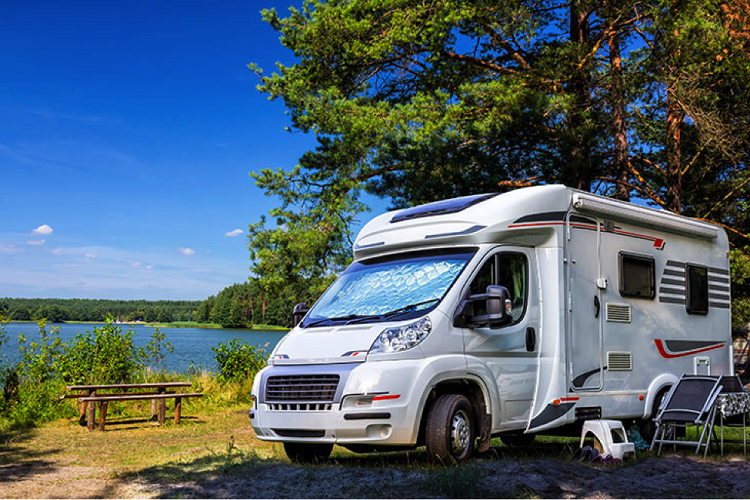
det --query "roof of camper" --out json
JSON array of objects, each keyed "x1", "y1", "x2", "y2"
[{"x1": 352, "y1": 185, "x2": 723, "y2": 259}]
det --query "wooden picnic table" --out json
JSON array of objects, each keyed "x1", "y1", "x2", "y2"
[{"x1": 64, "y1": 382, "x2": 202, "y2": 431}]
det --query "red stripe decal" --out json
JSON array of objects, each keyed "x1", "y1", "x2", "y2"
[
  {"x1": 561, "y1": 397, "x2": 579, "y2": 402},
  {"x1": 654, "y1": 339, "x2": 726, "y2": 359},
  {"x1": 372, "y1": 394, "x2": 400, "y2": 401}
]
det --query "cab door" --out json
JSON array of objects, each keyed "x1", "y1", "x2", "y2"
[{"x1": 463, "y1": 247, "x2": 540, "y2": 427}]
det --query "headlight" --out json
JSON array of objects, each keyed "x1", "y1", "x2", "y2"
[{"x1": 369, "y1": 317, "x2": 432, "y2": 354}]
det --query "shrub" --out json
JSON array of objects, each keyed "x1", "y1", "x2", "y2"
[{"x1": 212, "y1": 338, "x2": 267, "y2": 383}]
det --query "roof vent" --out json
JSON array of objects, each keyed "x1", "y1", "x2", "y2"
[{"x1": 606, "y1": 303, "x2": 632, "y2": 323}]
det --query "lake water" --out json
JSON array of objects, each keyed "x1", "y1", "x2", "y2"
[{"x1": 0, "y1": 322, "x2": 286, "y2": 373}]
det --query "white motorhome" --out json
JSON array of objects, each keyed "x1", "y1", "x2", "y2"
[{"x1": 249, "y1": 185, "x2": 732, "y2": 462}]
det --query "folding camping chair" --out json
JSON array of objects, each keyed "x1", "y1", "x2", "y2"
[{"x1": 650, "y1": 373, "x2": 723, "y2": 456}]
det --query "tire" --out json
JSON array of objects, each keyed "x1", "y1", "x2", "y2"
[
  {"x1": 501, "y1": 433, "x2": 536, "y2": 447},
  {"x1": 283, "y1": 442, "x2": 333, "y2": 463},
  {"x1": 425, "y1": 394, "x2": 476, "y2": 463},
  {"x1": 639, "y1": 388, "x2": 670, "y2": 444}
]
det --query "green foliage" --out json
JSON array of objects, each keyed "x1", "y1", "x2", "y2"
[
  {"x1": 1, "y1": 297, "x2": 198, "y2": 324},
  {"x1": 247, "y1": 0, "x2": 750, "y2": 325},
  {"x1": 212, "y1": 338, "x2": 267, "y2": 383},
  {"x1": 196, "y1": 279, "x2": 322, "y2": 329}
]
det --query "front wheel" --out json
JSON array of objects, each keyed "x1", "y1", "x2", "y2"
[
  {"x1": 425, "y1": 394, "x2": 475, "y2": 463},
  {"x1": 283, "y1": 442, "x2": 333, "y2": 463}
]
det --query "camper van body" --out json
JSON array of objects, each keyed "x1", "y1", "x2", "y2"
[{"x1": 250, "y1": 185, "x2": 731, "y2": 457}]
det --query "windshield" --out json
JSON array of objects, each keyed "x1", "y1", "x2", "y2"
[{"x1": 302, "y1": 248, "x2": 476, "y2": 328}]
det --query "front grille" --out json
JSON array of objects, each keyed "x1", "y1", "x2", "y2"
[
  {"x1": 268, "y1": 403, "x2": 333, "y2": 411},
  {"x1": 273, "y1": 429, "x2": 326, "y2": 438},
  {"x1": 265, "y1": 374, "x2": 340, "y2": 402}
]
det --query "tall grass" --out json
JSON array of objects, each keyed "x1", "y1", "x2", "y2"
[{"x1": 0, "y1": 316, "x2": 265, "y2": 431}]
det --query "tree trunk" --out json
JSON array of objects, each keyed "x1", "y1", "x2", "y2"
[
  {"x1": 569, "y1": 1, "x2": 593, "y2": 192},
  {"x1": 665, "y1": 87, "x2": 683, "y2": 213},
  {"x1": 608, "y1": 27, "x2": 630, "y2": 201}
]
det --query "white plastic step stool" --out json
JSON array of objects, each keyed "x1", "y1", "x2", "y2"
[{"x1": 580, "y1": 419, "x2": 636, "y2": 460}]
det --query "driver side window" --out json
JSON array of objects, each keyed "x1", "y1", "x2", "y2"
[{"x1": 469, "y1": 252, "x2": 527, "y2": 324}]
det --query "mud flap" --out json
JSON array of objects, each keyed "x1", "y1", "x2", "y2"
[{"x1": 477, "y1": 413, "x2": 491, "y2": 453}]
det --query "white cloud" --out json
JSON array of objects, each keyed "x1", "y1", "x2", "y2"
[
  {"x1": 178, "y1": 247, "x2": 195, "y2": 256},
  {"x1": 27, "y1": 239, "x2": 46, "y2": 246},
  {"x1": 32, "y1": 224, "x2": 53, "y2": 235},
  {"x1": 85, "y1": 253, "x2": 97, "y2": 259},
  {"x1": 132, "y1": 262, "x2": 142, "y2": 268},
  {"x1": 146, "y1": 264, "x2": 154, "y2": 270},
  {"x1": 52, "y1": 248, "x2": 64, "y2": 255},
  {"x1": 225, "y1": 229, "x2": 243, "y2": 237}
]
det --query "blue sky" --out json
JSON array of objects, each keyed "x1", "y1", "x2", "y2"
[
  {"x1": 0, "y1": 1, "x2": 388, "y2": 300},
  {"x1": 0, "y1": 1, "x2": 389, "y2": 300}
]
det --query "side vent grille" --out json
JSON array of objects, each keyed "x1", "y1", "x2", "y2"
[
  {"x1": 607, "y1": 351, "x2": 633, "y2": 371},
  {"x1": 575, "y1": 406, "x2": 602, "y2": 421},
  {"x1": 606, "y1": 303, "x2": 632, "y2": 323}
]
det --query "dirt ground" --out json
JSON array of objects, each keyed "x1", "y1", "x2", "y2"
[{"x1": 3, "y1": 408, "x2": 750, "y2": 498}]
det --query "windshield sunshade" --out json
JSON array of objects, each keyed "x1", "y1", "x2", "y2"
[
  {"x1": 390, "y1": 194, "x2": 498, "y2": 223},
  {"x1": 303, "y1": 249, "x2": 476, "y2": 327}
]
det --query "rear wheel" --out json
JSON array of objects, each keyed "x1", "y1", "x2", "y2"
[
  {"x1": 283, "y1": 442, "x2": 333, "y2": 463},
  {"x1": 501, "y1": 433, "x2": 536, "y2": 447},
  {"x1": 425, "y1": 394, "x2": 475, "y2": 463}
]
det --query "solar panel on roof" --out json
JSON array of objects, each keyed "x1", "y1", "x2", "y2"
[{"x1": 390, "y1": 193, "x2": 498, "y2": 223}]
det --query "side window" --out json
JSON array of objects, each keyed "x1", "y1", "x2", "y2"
[
  {"x1": 619, "y1": 253, "x2": 655, "y2": 299},
  {"x1": 468, "y1": 252, "x2": 527, "y2": 324},
  {"x1": 470, "y1": 258, "x2": 495, "y2": 296},
  {"x1": 686, "y1": 264, "x2": 709, "y2": 315},
  {"x1": 497, "y1": 254, "x2": 527, "y2": 323}
]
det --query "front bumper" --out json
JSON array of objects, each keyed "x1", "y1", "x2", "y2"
[{"x1": 250, "y1": 360, "x2": 431, "y2": 445}]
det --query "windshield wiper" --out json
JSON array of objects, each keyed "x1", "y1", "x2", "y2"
[
  {"x1": 304, "y1": 314, "x2": 377, "y2": 328},
  {"x1": 346, "y1": 299, "x2": 441, "y2": 324},
  {"x1": 305, "y1": 299, "x2": 441, "y2": 328}
]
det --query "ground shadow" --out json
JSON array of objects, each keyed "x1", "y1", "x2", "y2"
[
  {"x1": 0, "y1": 428, "x2": 62, "y2": 485},
  {"x1": 113, "y1": 438, "x2": 750, "y2": 499}
]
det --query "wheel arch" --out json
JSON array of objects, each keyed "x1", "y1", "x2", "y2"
[
  {"x1": 416, "y1": 376, "x2": 493, "y2": 452},
  {"x1": 642, "y1": 373, "x2": 678, "y2": 418}
]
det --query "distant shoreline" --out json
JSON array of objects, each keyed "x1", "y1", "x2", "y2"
[{"x1": 6, "y1": 320, "x2": 288, "y2": 332}]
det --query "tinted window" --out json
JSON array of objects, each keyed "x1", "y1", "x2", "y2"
[
  {"x1": 468, "y1": 253, "x2": 527, "y2": 324},
  {"x1": 686, "y1": 264, "x2": 709, "y2": 315},
  {"x1": 619, "y1": 254, "x2": 655, "y2": 299}
]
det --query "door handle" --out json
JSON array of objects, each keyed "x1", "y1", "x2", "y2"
[
  {"x1": 594, "y1": 295, "x2": 600, "y2": 319},
  {"x1": 526, "y1": 327, "x2": 536, "y2": 352}
]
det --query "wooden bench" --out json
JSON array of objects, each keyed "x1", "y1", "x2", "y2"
[{"x1": 64, "y1": 383, "x2": 203, "y2": 431}]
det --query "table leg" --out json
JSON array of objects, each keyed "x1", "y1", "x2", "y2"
[
  {"x1": 174, "y1": 397, "x2": 181, "y2": 424},
  {"x1": 98, "y1": 401, "x2": 108, "y2": 431},
  {"x1": 151, "y1": 399, "x2": 157, "y2": 421},
  {"x1": 87, "y1": 401, "x2": 96, "y2": 431},
  {"x1": 158, "y1": 398, "x2": 166, "y2": 425}
]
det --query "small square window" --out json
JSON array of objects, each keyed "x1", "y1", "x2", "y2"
[
  {"x1": 686, "y1": 264, "x2": 709, "y2": 315},
  {"x1": 619, "y1": 253, "x2": 655, "y2": 299}
]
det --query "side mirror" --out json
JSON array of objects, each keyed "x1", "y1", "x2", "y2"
[
  {"x1": 454, "y1": 285, "x2": 512, "y2": 330},
  {"x1": 292, "y1": 302, "x2": 309, "y2": 328}
]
